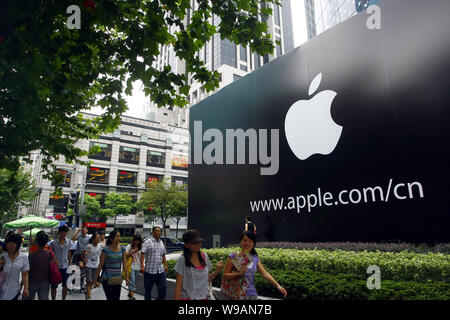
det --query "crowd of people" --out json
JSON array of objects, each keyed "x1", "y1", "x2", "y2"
[{"x1": 0, "y1": 216, "x2": 287, "y2": 300}]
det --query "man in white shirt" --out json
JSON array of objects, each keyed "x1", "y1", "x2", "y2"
[{"x1": 140, "y1": 227, "x2": 168, "y2": 300}]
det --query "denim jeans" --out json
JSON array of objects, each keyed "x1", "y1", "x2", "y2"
[
  {"x1": 128, "y1": 269, "x2": 140, "y2": 292},
  {"x1": 144, "y1": 272, "x2": 166, "y2": 300},
  {"x1": 27, "y1": 281, "x2": 50, "y2": 300}
]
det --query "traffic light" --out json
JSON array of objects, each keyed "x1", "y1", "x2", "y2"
[{"x1": 68, "y1": 190, "x2": 80, "y2": 213}]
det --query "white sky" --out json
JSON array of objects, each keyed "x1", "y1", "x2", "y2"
[{"x1": 90, "y1": 0, "x2": 308, "y2": 119}]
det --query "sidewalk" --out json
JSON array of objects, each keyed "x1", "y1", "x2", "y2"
[{"x1": 54, "y1": 281, "x2": 145, "y2": 301}]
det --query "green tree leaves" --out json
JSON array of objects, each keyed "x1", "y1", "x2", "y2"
[
  {"x1": 0, "y1": 167, "x2": 39, "y2": 227},
  {"x1": 0, "y1": 0, "x2": 278, "y2": 177},
  {"x1": 137, "y1": 179, "x2": 187, "y2": 242}
]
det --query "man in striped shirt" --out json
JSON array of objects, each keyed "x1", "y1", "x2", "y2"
[{"x1": 140, "y1": 227, "x2": 168, "y2": 300}]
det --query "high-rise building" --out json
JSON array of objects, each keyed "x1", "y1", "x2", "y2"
[
  {"x1": 146, "y1": 0, "x2": 295, "y2": 127},
  {"x1": 305, "y1": 0, "x2": 360, "y2": 40},
  {"x1": 24, "y1": 112, "x2": 189, "y2": 237}
]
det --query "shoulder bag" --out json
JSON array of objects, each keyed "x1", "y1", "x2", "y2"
[{"x1": 49, "y1": 251, "x2": 62, "y2": 286}]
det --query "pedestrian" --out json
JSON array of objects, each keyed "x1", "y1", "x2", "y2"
[
  {"x1": 222, "y1": 231, "x2": 287, "y2": 300},
  {"x1": 174, "y1": 230, "x2": 223, "y2": 300},
  {"x1": 26, "y1": 231, "x2": 54, "y2": 300},
  {"x1": 85, "y1": 232, "x2": 101, "y2": 300},
  {"x1": 71, "y1": 227, "x2": 91, "y2": 269},
  {"x1": 0, "y1": 255, "x2": 6, "y2": 289},
  {"x1": 29, "y1": 236, "x2": 53, "y2": 254},
  {"x1": 99, "y1": 232, "x2": 107, "y2": 249},
  {"x1": 139, "y1": 227, "x2": 169, "y2": 300},
  {"x1": 244, "y1": 216, "x2": 257, "y2": 235},
  {"x1": 0, "y1": 234, "x2": 29, "y2": 300},
  {"x1": 94, "y1": 230, "x2": 129, "y2": 300},
  {"x1": 50, "y1": 225, "x2": 72, "y2": 300},
  {"x1": 1, "y1": 231, "x2": 14, "y2": 253},
  {"x1": 125, "y1": 234, "x2": 143, "y2": 300}
]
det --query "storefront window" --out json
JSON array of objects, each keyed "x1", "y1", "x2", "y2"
[
  {"x1": 119, "y1": 146, "x2": 140, "y2": 164},
  {"x1": 147, "y1": 150, "x2": 165, "y2": 167},
  {"x1": 89, "y1": 142, "x2": 112, "y2": 161},
  {"x1": 117, "y1": 170, "x2": 137, "y2": 186},
  {"x1": 87, "y1": 167, "x2": 109, "y2": 184}
]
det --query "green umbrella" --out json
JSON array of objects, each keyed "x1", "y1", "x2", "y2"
[
  {"x1": 3, "y1": 215, "x2": 59, "y2": 229},
  {"x1": 3, "y1": 215, "x2": 59, "y2": 251}
]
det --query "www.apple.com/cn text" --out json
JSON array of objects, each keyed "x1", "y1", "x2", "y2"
[{"x1": 249, "y1": 178, "x2": 424, "y2": 214}]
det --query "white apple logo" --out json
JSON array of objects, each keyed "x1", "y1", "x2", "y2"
[{"x1": 284, "y1": 73, "x2": 343, "y2": 160}]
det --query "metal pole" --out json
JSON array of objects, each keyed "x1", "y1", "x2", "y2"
[{"x1": 78, "y1": 168, "x2": 87, "y2": 228}]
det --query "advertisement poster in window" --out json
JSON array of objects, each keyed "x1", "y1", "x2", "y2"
[{"x1": 171, "y1": 155, "x2": 188, "y2": 169}]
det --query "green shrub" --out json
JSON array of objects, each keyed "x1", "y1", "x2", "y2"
[
  {"x1": 166, "y1": 258, "x2": 450, "y2": 300},
  {"x1": 203, "y1": 248, "x2": 450, "y2": 283},
  {"x1": 254, "y1": 269, "x2": 450, "y2": 300},
  {"x1": 166, "y1": 248, "x2": 450, "y2": 300}
]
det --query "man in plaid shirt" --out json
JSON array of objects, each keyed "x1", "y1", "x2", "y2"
[{"x1": 140, "y1": 226, "x2": 169, "y2": 300}]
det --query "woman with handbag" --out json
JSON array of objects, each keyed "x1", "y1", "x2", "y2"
[
  {"x1": 85, "y1": 232, "x2": 101, "y2": 300},
  {"x1": 174, "y1": 230, "x2": 223, "y2": 300},
  {"x1": 94, "y1": 230, "x2": 129, "y2": 300},
  {"x1": 125, "y1": 234, "x2": 142, "y2": 300},
  {"x1": 222, "y1": 231, "x2": 287, "y2": 300}
]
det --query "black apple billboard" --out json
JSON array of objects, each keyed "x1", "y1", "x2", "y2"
[{"x1": 188, "y1": 0, "x2": 450, "y2": 247}]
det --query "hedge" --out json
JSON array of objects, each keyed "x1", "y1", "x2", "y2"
[
  {"x1": 233, "y1": 242, "x2": 450, "y2": 254},
  {"x1": 204, "y1": 248, "x2": 450, "y2": 283},
  {"x1": 253, "y1": 269, "x2": 450, "y2": 300},
  {"x1": 166, "y1": 248, "x2": 450, "y2": 300},
  {"x1": 167, "y1": 258, "x2": 450, "y2": 300}
]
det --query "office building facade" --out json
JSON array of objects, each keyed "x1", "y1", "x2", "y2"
[
  {"x1": 305, "y1": 0, "x2": 359, "y2": 40},
  {"x1": 25, "y1": 113, "x2": 189, "y2": 237},
  {"x1": 144, "y1": 0, "x2": 295, "y2": 127}
]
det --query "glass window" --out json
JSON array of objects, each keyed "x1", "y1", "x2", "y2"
[
  {"x1": 240, "y1": 64, "x2": 247, "y2": 71},
  {"x1": 276, "y1": 44, "x2": 282, "y2": 57},
  {"x1": 240, "y1": 46, "x2": 247, "y2": 61},
  {"x1": 51, "y1": 169, "x2": 72, "y2": 187},
  {"x1": 87, "y1": 167, "x2": 109, "y2": 184},
  {"x1": 147, "y1": 150, "x2": 165, "y2": 167},
  {"x1": 172, "y1": 155, "x2": 188, "y2": 170},
  {"x1": 254, "y1": 53, "x2": 260, "y2": 69},
  {"x1": 49, "y1": 195, "x2": 69, "y2": 214},
  {"x1": 119, "y1": 146, "x2": 140, "y2": 165},
  {"x1": 274, "y1": 4, "x2": 281, "y2": 26},
  {"x1": 89, "y1": 142, "x2": 112, "y2": 161},
  {"x1": 146, "y1": 173, "x2": 163, "y2": 184},
  {"x1": 171, "y1": 176, "x2": 188, "y2": 185},
  {"x1": 117, "y1": 170, "x2": 137, "y2": 186}
]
